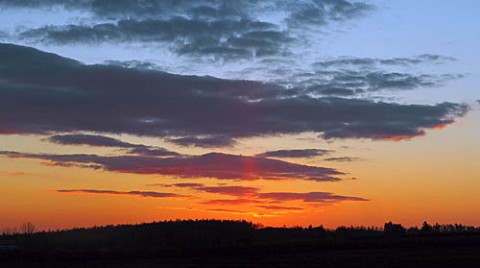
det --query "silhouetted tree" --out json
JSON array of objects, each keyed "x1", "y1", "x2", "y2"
[
  {"x1": 19, "y1": 222, "x2": 35, "y2": 235},
  {"x1": 1, "y1": 227, "x2": 17, "y2": 236},
  {"x1": 421, "y1": 221, "x2": 433, "y2": 233},
  {"x1": 383, "y1": 221, "x2": 406, "y2": 235}
]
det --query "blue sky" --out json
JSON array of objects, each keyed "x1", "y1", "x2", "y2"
[{"x1": 1, "y1": 0, "x2": 477, "y2": 105}]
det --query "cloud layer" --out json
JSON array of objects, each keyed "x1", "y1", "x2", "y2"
[
  {"x1": 158, "y1": 183, "x2": 368, "y2": 203},
  {"x1": 0, "y1": 151, "x2": 344, "y2": 182},
  {"x1": 0, "y1": 44, "x2": 468, "y2": 147},
  {"x1": 48, "y1": 134, "x2": 139, "y2": 148},
  {"x1": 323, "y1": 156, "x2": 362, "y2": 162},
  {"x1": 0, "y1": 0, "x2": 474, "y2": 221},
  {"x1": 4, "y1": 0, "x2": 372, "y2": 61},
  {"x1": 48, "y1": 134, "x2": 180, "y2": 156},
  {"x1": 258, "y1": 54, "x2": 463, "y2": 96},
  {"x1": 258, "y1": 192, "x2": 367, "y2": 203},
  {"x1": 56, "y1": 186, "x2": 367, "y2": 205},
  {"x1": 56, "y1": 189, "x2": 182, "y2": 198},
  {"x1": 257, "y1": 149, "x2": 331, "y2": 158}
]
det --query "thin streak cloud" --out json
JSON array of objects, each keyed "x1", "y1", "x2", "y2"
[
  {"x1": 56, "y1": 189, "x2": 183, "y2": 198},
  {"x1": 0, "y1": 151, "x2": 345, "y2": 182}
]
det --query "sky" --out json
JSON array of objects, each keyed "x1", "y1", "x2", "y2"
[{"x1": 0, "y1": 0, "x2": 479, "y2": 231}]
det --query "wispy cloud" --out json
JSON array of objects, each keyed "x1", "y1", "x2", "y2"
[
  {"x1": 159, "y1": 183, "x2": 205, "y2": 188},
  {"x1": 312, "y1": 54, "x2": 455, "y2": 69},
  {"x1": 0, "y1": 171, "x2": 25, "y2": 176},
  {"x1": 167, "y1": 135, "x2": 235, "y2": 148},
  {"x1": 264, "y1": 56, "x2": 463, "y2": 96},
  {"x1": 257, "y1": 192, "x2": 368, "y2": 203},
  {"x1": 56, "y1": 189, "x2": 183, "y2": 198},
  {"x1": 323, "y1": 157, "x2": 362, "y2": 162},
  {"x1": 151, "y1": 182, "x2": 368, "y2": 204},
  {"x1": 7, "y1": 1, "x2": 372, "y2": 61},
  {"x1": 48, "y1": 134, "x2": 138, "y2": 148},
  {"x1": 0, "y1": 151, "x2": 344, "y2": 182},
  {"x1": 257, "y1": 149, "x2": 331, "y2": 158},
  {"x1": 54, "y1": 187, "x2": 367, "y2": 205},
  {"x1": 47, "y1": 134, "x2": 181, "y2": 156}
]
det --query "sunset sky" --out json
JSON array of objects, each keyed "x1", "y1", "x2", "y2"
[{"x1": 0, "y1": 0, "x2": 479, "y2": 231}]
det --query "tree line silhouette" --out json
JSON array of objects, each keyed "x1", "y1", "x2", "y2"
[
  {"x1": 2, "y1": 219, "x2": 480, "y2": 268},
  {"x1": 2, "y1": 220, "x2": 480, "y2": 253}
]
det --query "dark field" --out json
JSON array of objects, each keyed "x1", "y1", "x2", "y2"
[{"x1": 2, "y1": 220, "x2": 480, "y2": 267}]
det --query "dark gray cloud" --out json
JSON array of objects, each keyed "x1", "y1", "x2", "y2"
[
  {"x1": 281, "y1": 70, "x2": 462, "y2": 96},
  {"x1": 161, "y1": 183, "x2": 205, "y2": 188},
  {"x1": 257, "y1": 149, "x2": 331, "y2": 158},
  {"x1": 364, "y1": 72, "x2": 435, "y2": 90},
  {"x1": 56, "y1": 189, "x2": 182, "y2": 198},
  {"x1": 0, "y1": 0, "x2": 372, "y2": 20},
  {"x1": 47, "y1": 134, "x2": 180, "y2": 157},
  {"x1": 168, "y1": 135, "x2": 235, "y2": 148},
  {"x1": 313, "y1": 54, "x2": 455, "y2": 69},
  {"x1": 0, "y1": 0, "x2": 81, "y2": 8},
  {"x1": 19, "y1": 18, "x2": 287, "y2": 59},
  {"x1": 8, "y1": 0, "x2": 372, "y2": 60},
  {"x1": 0, "y1": 31, "x2": 8, "y2": 40},
  {"x1": 286, "y1": 0, "x2": 372, "y2": 27},
  {"x1": 103, "y1": 60, "x2": 159, "y2": 71},
  {"x1": 126, "y1": 147, "x2": 181, "y2": 157},
  {"x1": 0, "y1": 151, "x2": 345, "y2": 182},
  {"x1": 0, "y1": 0, "x2": 256, "y2": 18},
  {"x1": 48, "y1": 134, "x2": 138, "y2": 148},
  {"x1": 255, "y1": 54, "x2": 462, "y2": 96},
  {"x1": 98, "y1": 0, "x2": 372, "y2": 22},
  {"x1": 0, "y1": 44, "x2": 468, "y2": 144},
  {"x1": 257, "y1": 192, "x2": 368, "y2": 203},
  {"x1": 323, "y1": 157, "x2": 362, "y2": 162}
]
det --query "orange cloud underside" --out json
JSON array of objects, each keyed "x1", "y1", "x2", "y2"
[
  {"x1": 382, "y1": 133, "x2": 425, "y2": 141},
  {"x1": 430, "y1": 122, "x2": 452, "y2": 130}
]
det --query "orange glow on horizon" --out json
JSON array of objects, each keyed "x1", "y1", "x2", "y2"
[{"x1": 1, "y1": 112, "x2": 479, "y2": 231}]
